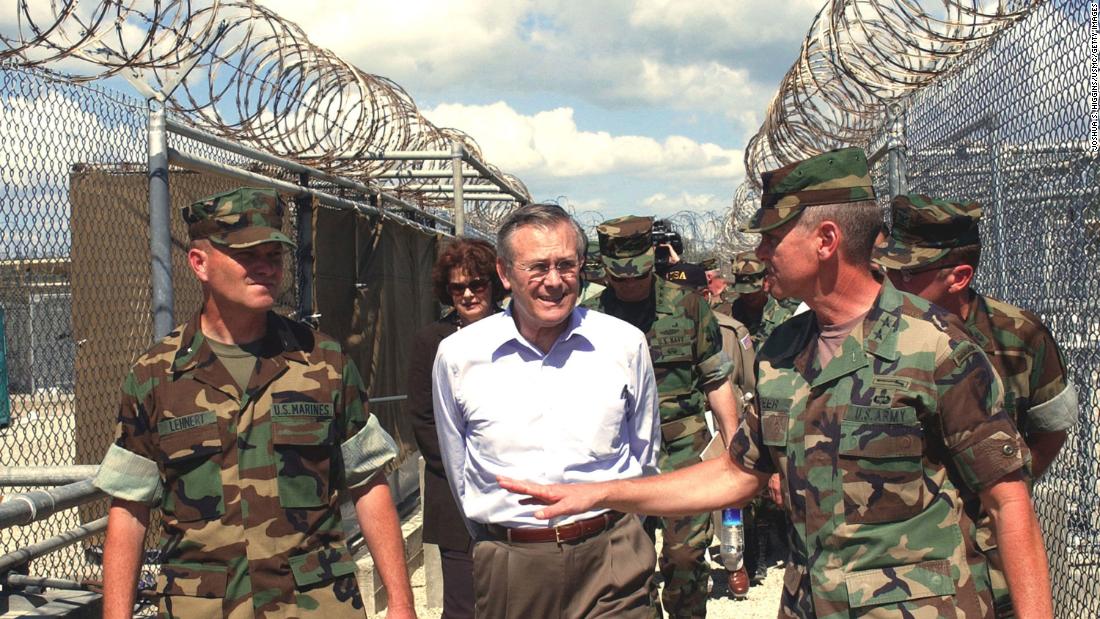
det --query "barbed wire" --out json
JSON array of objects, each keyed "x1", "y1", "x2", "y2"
[
  {"x1": 743, "y1": 0, "x2": 1038, "y2": 187},
  {"x1": 0, "y1": 0, "x2": 530, "y2": 224},
  {"x1": 722, "y1": 0, "x2": 1042, "y2": 244}
]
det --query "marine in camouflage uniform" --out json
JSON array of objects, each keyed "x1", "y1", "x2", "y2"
[
  {"x1": 94, "y1": 187, "x2": 410, "y2": 619},
  {"x1": 874, "y1": 193, "x2": 1078, "y2": 618},
  {"x1": 584, "y1": 216, "x2": 735, "y2": 618}
]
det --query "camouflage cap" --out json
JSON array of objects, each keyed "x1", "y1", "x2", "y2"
[
  {"x1": 872, "y1": 194, "x2": 982, "y2": 271},
  {"x1": 182, "y1": 187, "x2": 296, "y2": 249},
  {"x1": 741, "y1": 147, "x2": 876, "y2": 233},
  {"x1": 729, "y1": 250, "x2": 765, "y2": 294},
  {"x1": 698, "y1": 256, "x2": 719, "y2": 271},
  {"x1": 664, "y1": 263, "x2": 708, "y2": 289},
  {"x1": 596, "y1": 215, "x2": 655, "y2": 278}
]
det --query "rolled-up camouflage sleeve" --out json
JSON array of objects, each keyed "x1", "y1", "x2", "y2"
[
  {"x1": 1024, "y1": 324, "x2": 1076, "y2": 433},
  {"x1": 339, "y1": 357, "x2": 398, "y2": 490},
  {"x1": 728, "y1": 366, "x2": 776, "y2": 474},
  {"x1": 93, "y1": 366, "x2": 164, "y2": 505},
  {"x1": 695, "y1": 300, "x2": 733, "y2": 387},
  {"x1": 935, "y1": 339, "x2": 1029, "y2": 491}
]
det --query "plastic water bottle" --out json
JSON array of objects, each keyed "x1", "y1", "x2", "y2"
[{"x1": 718, "y1": 507, "x2": 744, "y2": 572}]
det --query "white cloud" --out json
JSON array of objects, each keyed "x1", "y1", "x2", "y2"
[
  {"x1": 628, "y1": 0, "x2": 823, "y2": 45},
  {"x1": 604, "y1": 59, "x2": 762, "y2": 117},
  {"x1": 424, "y1": 101, "x2": 744, "y2": 181},
  {"x1": 0, "y1": 90, "x2": 129, "y2": 187},
  {"x1": 258, "y1": 0, "x2": 530, "y2": 85},
  {"x1": 255, "y1": 0, "x2": 792, "y2": 116},
  {"x1": 640, "y1": 192, "x2": 728, "y2": 219}
]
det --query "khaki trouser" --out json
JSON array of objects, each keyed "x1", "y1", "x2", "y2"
[{"x1": 472, "y1": 513, "x2": 657, "y2": 619}]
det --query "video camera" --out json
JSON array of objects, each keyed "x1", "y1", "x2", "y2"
[{"x1": 652, "y1": 219, "x2": 683, "y2": 271}]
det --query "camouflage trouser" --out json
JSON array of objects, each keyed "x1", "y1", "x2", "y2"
[
  {"x1": 655, "y1": 430, "x2": 713, "y2": 619},
  {"x1": 974, "y1": 523, "x2": 1013, "y2": 618},
  {"x1": 986, "y1": 548, "x2": 1015, "y2": 618},
  {"x1": 743, "y1": 494, "x2": 786, "y2": 580}
]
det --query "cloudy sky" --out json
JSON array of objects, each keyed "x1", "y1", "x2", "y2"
[{"x1": 257, "y1": 0, "x2": 822, "y2": 219}]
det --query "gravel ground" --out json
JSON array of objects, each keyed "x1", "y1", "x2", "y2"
[{"x1": 372, "y1": 539, "x2": 783, "y2": 618}]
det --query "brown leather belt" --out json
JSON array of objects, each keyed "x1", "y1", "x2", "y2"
[{"x1": 487, "y1": 511, "x2": 624, "y2": 544}]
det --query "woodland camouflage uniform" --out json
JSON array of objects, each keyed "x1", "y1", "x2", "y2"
[
  {"x1": 584, "y1": 215, "x2": 733, "y2": 618},
  {"x1": 874, "y1": 193, "x2": 1078, "y2": 617},
  {"x1": 94, "y1": 187, "x2": 398, "y2": 618},
  {"x1": 731, "y1": 148, "x2": 1029, "y2": 618}
]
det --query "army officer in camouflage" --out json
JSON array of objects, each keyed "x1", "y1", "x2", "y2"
[
  {"x1": 95, "y1": 188, "x2": 417, "y2": 619},
  {"x1": 874, "y1": 193, "x2": 1077, "y2": 617},
  {"x1": 583, "y1": 216, "x2": 738, "y2": 618},
  {"x1": 500, "y1": 148, "x2": 1053, "y2": 618}
]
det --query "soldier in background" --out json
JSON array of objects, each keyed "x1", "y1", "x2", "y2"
[
  {"x1": 874, "y1": 193, "x2": 1078, "y2": 617},
  {"x1": 502, "y1": 148, "x2": 1053, "y2": 618},
  {"x1": 668, "y1": 261, "x2": 758, "y2": 598},
  {"x1": 721, "y1": 251, "x2": 803, "y2": 348},
  {"x1": 578, "y1": 238, "x2": 607, "y2": 305},
  {"x1": 716, "y1": 251, "x2": 767, "y2": 335},
  {"x1": 584, "y1": 217, "x2": 739, "y2": 618},
  {"x1": 94, "y1": 188, "x2": 416, "y2": 619}
]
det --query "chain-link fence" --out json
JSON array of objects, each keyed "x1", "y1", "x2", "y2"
[
  {"x1": 862, "y1": 1, "x2": 1100, "y2": 615},
  {"x1": 0, "y1": 65, "x2": 151, "y2": 584},
  {"x1": 0, "y1": 64, "x2": 457, "y2": 611}
]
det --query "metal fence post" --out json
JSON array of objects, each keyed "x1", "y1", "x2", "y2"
[
  {"x1": 0, "y1": 306, "x2": 8, "y2": 427},
  {"x1": 886, "y1": 103, "x2": 909, "y2": 198},
  {"x1": 148, "y1": 100, "x2": 175, "y2": 339},
  {"x1": 451, "y1": 140, "x2": 464, "y2": 236},
  {"x1": 295, "y1": 173, "x2": 314, "y2": 323}
]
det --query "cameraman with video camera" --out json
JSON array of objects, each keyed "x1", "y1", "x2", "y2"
[
  {"x1": 651, "y1": 219, "x2": 684, "y2": 276},
  {"x1": 582, "y1": 216, "x2": 740, "y2": 617}
]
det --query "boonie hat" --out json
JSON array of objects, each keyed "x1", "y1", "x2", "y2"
[
  {"x1": 741, "y1": 147, "x2": 876, "y2": 233},
  {"x1": 872, "y1": 194, "x2": 981, "y2": 271},
  {"x1": 182, "y1": 187, "x2": 296, "y2": 249}
]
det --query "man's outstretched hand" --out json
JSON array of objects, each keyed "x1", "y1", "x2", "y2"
[{"x1": 497, "y1": 476, "x2": 608, "y2": 520}]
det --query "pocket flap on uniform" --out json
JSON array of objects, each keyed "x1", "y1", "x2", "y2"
[
  {"x1": 840, "y1": 410, "x2": 922, "y2": 458},
  {"x1": 289, "y1": 546, "x2": 358, "y2": 588},
  {"x1": 157, "y1": 561, "x2": 228, "y2": 598},
  {"x1": 273, "y1": 418, "x2": 334, "y2": 446},
  {"x1": 761, "y1": 411, "x2": 788, "y2": 447},
  {"x1": 651, "y1": 318, "x2": 694, "y2": 363},
  {"x1": 845, "y1": 559, "x2": 955, "y2": 608},
  {"x1": 157, "y1": 413, "x2": 221, "y2": 463}
]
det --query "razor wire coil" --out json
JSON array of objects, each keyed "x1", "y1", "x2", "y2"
[{"x1": 0, "y1": 0, "x2": 531, "y2": 225}]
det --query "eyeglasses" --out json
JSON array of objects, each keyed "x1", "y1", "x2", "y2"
[
  {"x1": 512, "y1": 259, "x2": 580, "y2": 280},
  {"x1": 447, "y1": 278, "x2": 490, "y2": 296}
]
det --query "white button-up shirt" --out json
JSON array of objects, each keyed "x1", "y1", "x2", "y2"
[{"x1": 432, "y1": 306, "x2": 659, "y2": 529}]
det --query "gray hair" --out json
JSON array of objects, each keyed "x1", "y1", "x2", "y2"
[
  {"x1": 496, "y1": 203, "x2": 587, "y2": 264},
  {"x1": 794, "y1": 199, "x2": 883, "y2": 264}
]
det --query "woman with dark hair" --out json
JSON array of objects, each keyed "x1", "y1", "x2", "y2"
[{"x1": 404, "y1": 237, "x2": 502, "y2": 618}]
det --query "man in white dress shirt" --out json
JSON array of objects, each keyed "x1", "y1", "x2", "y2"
[{"x1": 432, "y1": 203, "x2": 661, "y2": 618}]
